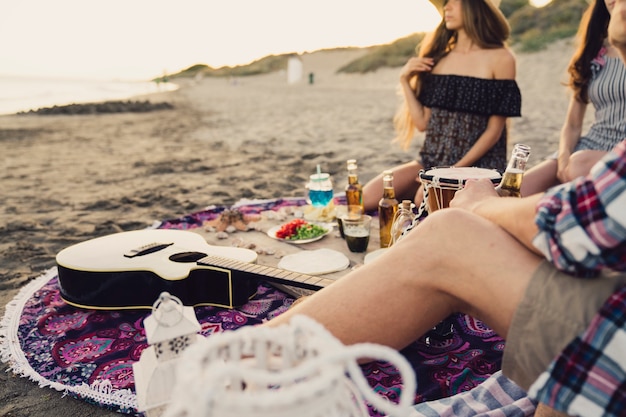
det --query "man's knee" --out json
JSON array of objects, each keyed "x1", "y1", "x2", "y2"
[
  {"x1": 399, "y1": 208, "x2": 485, "y2": 272},
  {"x1": 412, "y1": 208, "x2": 479, "y2": 238}
]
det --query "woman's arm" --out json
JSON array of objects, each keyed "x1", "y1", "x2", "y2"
[
  {"x1": 399, "y1": 57, "x2": 434, "y2": 132},
  {"x1": 454, "y1": 115, "x2": 507, "y2": 167},
  {"x1": 556, "y1": 97, "x2": 587, "y2": 182}
]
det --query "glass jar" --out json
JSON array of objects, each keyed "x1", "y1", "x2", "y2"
[{"x1": 306, "y1": 173, "x2": 333, "y2": 207}]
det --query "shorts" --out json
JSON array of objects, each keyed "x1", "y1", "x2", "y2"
[{"x1": 502, "y1": 260, "x2": 626, "y2": 390}]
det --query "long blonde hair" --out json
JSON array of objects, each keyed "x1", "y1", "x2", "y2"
[{"x1": 392, "y1": 0, "x2": 511, "y2": 150}]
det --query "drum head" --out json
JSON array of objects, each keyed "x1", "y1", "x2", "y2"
[
  {"x1": 419, "y1": 166, "x2": 501, "y2": 186},
  {"x1": 419, "y1": 167, "x2": 502, "y2": 213}
]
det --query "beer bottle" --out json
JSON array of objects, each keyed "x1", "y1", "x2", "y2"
[
  {"x1": 496, "y1": 144, "x2": 531, "y2": 197},
  {"x1": 345, "y1": 159, "x2": 363, "y2": 209},
  {"x1": 378, "y1": 170, "x2": 399, "y2": 248}
]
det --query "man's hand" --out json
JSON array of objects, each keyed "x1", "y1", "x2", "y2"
[{"x1": 449, "y1": 178, "x2": 499, "y2": 213}]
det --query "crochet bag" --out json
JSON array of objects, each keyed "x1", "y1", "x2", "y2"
[{"x1": 164, "y1": 315, "x2": 416, "y2": 417}]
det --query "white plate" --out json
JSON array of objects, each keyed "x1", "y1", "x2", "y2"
[
  {"x1": 364, "y1": 248, "x2": 388, "y2": 264},
  {"x1": 267, "y1": 223, "x2": 332, "y2": 244},
  {"x1": 278, "y1": 248, "x2": 350, "y2": 275}
]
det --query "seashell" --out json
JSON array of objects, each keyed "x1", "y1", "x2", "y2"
[
  {"x1": 261, "y1": 210, "x2": 278, "y2": 220},
  {"x1": 204, "y1": 208, "x2": 259, "y2": 232},
  {"x1": 250, "y1": 223, "x2": 263, "y2": 231}
]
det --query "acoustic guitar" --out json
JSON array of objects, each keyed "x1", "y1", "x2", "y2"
[{"x1": 56, "y1": 229, "x2": 335, "y2": 310}]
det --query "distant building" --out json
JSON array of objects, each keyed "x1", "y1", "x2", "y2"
[{"x1": 287, "y1": 55, "x2": 303, "y2": 84}]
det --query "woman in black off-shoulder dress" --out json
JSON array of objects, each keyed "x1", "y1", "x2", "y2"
[{"x1": 362, "y1": 0, "x2": 522, "y2": 211}]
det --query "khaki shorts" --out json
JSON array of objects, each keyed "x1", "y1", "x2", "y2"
[{"x1": 502, "y1": 260, "x2": 626, "y2": 390}]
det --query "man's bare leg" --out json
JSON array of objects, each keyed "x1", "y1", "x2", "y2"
[{"x1": 267, "y1": 208, "x2": 543, "y2": 350}]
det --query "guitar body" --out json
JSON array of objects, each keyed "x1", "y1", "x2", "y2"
[
  {"x1": 56, "y1": 229, "x2": 260, "y2": 310},
  {"x1": 56, "y1": 229, "x2": 337, "y2": 311}
]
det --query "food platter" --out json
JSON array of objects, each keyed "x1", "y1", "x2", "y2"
[{"x1": 267, "y1": 223, "x2": 332, "y2": 244}]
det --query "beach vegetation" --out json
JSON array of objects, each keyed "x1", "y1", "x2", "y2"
[
  {"x1": 508, "y1": 0, "x2": 588, "y2": 51},
  {"x1": 337, "y1": 0, "x2": 589, "y2": 73},
  {"x1": 173, "y1": 54, "x2": 292, "y2": 79},
  {"x1": 337, "y1": 33, "x2": 425, "y2": 74},
  {"x1": 167, "y1": 0, "x2": 588, "y2": 79}
]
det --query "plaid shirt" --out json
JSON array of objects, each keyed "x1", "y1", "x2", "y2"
[
  {"x1": 528, "y1": 140, "x2": 626, "y2": 416},
  {"x1": 411, "y1": 370, "x2": 537, "y2": 416},
  {"x1": 533, "y1": 140, "x2": 626, "y2": 277}
]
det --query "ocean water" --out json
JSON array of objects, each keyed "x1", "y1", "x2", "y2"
[{"x1": 0, "y1": 76, "x2": 179, "y2": 115}]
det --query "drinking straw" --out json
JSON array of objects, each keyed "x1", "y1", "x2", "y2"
[{"x1": 316, "y1": 164, "x2": 321, "y2": 178}]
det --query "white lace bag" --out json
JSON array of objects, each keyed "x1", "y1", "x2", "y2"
[{"x1": 163, "y1": 315, "x2": 416, "y2": 417}]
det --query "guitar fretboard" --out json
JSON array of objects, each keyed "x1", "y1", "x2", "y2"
[{"x1": 197, "y1": 255, "x2": 336, "y2": 290}]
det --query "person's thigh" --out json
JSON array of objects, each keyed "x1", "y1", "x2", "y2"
[
  {"x1": 503, "y1": 261, "x2": 626, "y2": 390},
  {"x1": 411, "y1": 209, "x2": 544, "y2": 338},
  {"x1": 566, "y1": 149, "x2": 607, "y2": 180}
]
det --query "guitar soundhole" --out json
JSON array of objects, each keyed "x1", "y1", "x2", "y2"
[{"x1": 169, "y1": 251, "x2": 207, "y2": 263}]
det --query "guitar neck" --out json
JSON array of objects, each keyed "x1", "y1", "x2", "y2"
[{"x1": 197, "y1": 255, "x2": 336, "y2": 291}]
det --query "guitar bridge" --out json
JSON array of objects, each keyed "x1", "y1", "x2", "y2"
[{"x1": 124, "y1": 242, "x2": 174, "y2": 258}]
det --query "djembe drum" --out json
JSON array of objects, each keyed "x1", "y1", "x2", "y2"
[{"x1": 419, "y1": 167, "x2": 502, "y2": 213}]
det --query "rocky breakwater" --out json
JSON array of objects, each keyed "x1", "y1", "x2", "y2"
[{"x1": 18, "y1": 100, "x2": 174, "y2": 115}]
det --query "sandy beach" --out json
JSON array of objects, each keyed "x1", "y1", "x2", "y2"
[{"x1": 0, "y1": 38, "x2": 588, "y2": 415}]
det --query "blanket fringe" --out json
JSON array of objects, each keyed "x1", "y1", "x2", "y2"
[{"x1": 0, "y1": 267, "x2": 138, "y2": 412}]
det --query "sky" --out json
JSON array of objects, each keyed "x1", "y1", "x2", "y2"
[{"x1": 0, "y1": 0, "x2": 443, "y2": 81}]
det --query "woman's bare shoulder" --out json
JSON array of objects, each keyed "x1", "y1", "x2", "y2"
[
  {"x1": 489, "y1": 46, "x2": 516, "y2": 61},
  {"x1": 490, "y1": 47, "x2": 517, "y2": 79}
]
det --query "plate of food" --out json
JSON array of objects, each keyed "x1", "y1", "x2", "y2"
[{"x1": 267, "y1": 219, "x2": 332, "y2": 244}]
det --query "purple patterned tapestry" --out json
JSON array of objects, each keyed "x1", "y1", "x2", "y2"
[{"x1": 1, "y1": 198, "x2": 504, "y2": 416}]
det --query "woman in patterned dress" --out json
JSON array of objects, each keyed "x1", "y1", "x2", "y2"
[
  {"x1": 521, "y1": 0, "x2": 626, "y2": 196},
  {"x1": 362, "y1": 0, "x2": 521, "y2": 211}
]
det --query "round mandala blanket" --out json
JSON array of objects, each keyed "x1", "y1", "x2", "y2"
[{"x1": 0, "y1": 199, "x2": 505, "y2": 416}]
